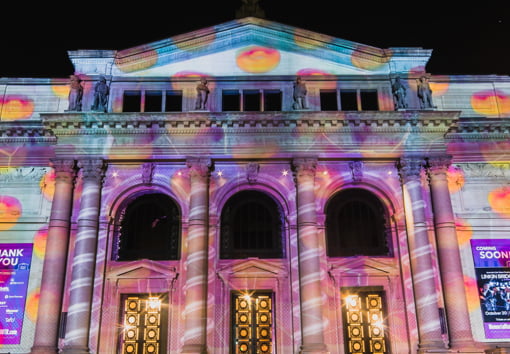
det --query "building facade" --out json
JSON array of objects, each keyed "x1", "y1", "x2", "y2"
[{"x1": 1, "y1": 16, "x2": 510, "y2": 354}]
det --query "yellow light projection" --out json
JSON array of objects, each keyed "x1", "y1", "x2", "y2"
[
  {"x1": 115, "y1": 48, "x2": 159, "y2": 73},
  {"x1": 0, "y1": 195, "x2": 22, "y2": 231},
  {"x1": 471, "y1": 90, "x2": 510, "y2": 116},
  {"x1": 488, "y1": 186, "x2": 510, "y2": 217},
  {"x1": 236, "y1": 46, "x2": 280, "y2": 73},
  {"x1": 351, "y1": 45, "x2": 390, "y2": 71},
  {"x1": 0, "y1": 96, "x2": 34, "y2": 120}
]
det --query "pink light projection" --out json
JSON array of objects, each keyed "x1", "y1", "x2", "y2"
[
  {"x1": 33, "y1": 228, "x2": 48, "y2": 259},
  {"x1": 471, "y1": 90, "x2": 510, "y2": 116},
  {"x1": 236, "y1": 46, "x2": 280, "y2": 73},
  {"x1": 0, "y1": 195, "x2": 22, "y2": 231},
  {"x1": 0, "y1": 96, "x2": 34, "y2": 120}
]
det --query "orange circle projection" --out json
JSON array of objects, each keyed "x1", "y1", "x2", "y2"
[
  {"x1": 33, "y1": 228, "x2": 48, "y2": 259},
  {"x1": 236, "y1": 46, "x2": 280, "y2": 73},
  {"x1": 488, "y1": 187, "x2": 510, "y2": 217},
  {"x1": 0, "y1": 96, "x2": 34, "y2": 120},
  {"x1": 0, "y1": 195, "x2": 22, "y2": 231},
  {"x1": 471, "y1": 90, "x2": 510, "y2": 116}
]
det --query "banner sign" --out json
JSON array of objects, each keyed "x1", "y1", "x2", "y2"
[
  {"x1": 471, "y1": 239, "x2": 510, "y2": 339},
  {"x1": 0, "y1": 243, "x2": 33, "y2": 344}
]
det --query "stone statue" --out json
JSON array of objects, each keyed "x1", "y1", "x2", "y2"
[
  {"x1": 235, "y1": 0, "x2": 266, "y2": 19},
  {"x1": 392, "y1": 76, "x2": 407, "y2": 110},
  {"x1": 91, "y1": 76, "x2": 109, "y2": 112},
  {"x1": 292, "y1": 76, "x2": 308, "y2": 110},
  {"x1": 67, "y1": 74, "x2": 83, "y2": 112},
  {"x1": 195, "y1": 78, "x2": 210, "y2": 110},
  {"x1": 417, "y1": 75, "x2": 435, "y2": 109}
]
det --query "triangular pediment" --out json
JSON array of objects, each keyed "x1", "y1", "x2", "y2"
[
  {"x1": 69, "y1": 17, "x2": 432, "y2": 77},
  {"x1": 109, "y1": 260, "x2": 177, "y2": 279},
  {"x1": 218, "y1": 258, "x2": 287, "y2": 279},
  {"x1": 329, "y1": 258, "x2": 397, "y2": 276}
]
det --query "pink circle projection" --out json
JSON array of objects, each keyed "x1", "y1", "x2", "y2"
[
  {"x1": 0, "y1": 96, "x2": 34, "y2": 120},
  {"x1": 0, "y1": 195, "x2": 22, "y2": 231},
  {"x1": 471, "y1": 90, "x2": 510, "y2": 116},
  {"x1": 236, "y1": 46, "x2": 280, "y2": 73},
  {"x1": 488, "y1": 186, "x2": 510, "y2": 217}
]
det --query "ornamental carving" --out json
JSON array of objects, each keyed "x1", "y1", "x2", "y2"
[
  {"x1": 459, "y1": 163, "x2": 510, "y2": 178},
  {"x1": 186, "y1": 157, "x2": 212, "y2": 179},
  {"x1": 0, "y1": 167, "x2": 49, "y2": 183},
  {"x1": 246, "y1": 162, "x2": 259, "y2": 184}
]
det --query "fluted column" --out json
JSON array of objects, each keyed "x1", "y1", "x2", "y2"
[
  {"x1": 398, "y1": 157, "x2": 446, "y2": 351},
  {"x1": 181, "y1": 157, "x2": 211, "y2": 354},
  {"x1": 62, "y1": 159, "x2": 106, "y2": 354},
  {"x1": 427, "y1": 156, "x2": 476, "y2": 349},
  {"x1": 292, "y1": 158, "x2": 329, "y2": 354},
  {"x1": 31, "y1": 160, "x2": 77, "y2": 354}
]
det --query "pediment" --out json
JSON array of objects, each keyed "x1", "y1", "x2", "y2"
[
  {"x1": 109, "y1": 260, "x2": 177, "y2": 279},
  {"x1": 329, "y1": 257, "x2": 397, "y2": 276},
  {"x1": 218, "y1": 258, "x2": 287, "y2": 279},
  {"x1": 69, "y1": 17, "x2": 431, "y2": 77}
]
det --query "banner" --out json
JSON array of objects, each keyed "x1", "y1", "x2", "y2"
[
  {"x1": 471, "y1": 239, "x2": 510, "y2": 339},
  {"x1": 0, "y1": 243, "x2": 33, "y2": 344}
]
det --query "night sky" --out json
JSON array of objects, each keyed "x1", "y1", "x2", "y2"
[{"x1": 2, "y1": 1, "x2": 510, "y2": 78}]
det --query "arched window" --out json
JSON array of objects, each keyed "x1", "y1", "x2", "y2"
[
  {"x1": 220, "y1": 190, "x2": 284, "y2": 259},
  {"x1": 326, "y1": 188, "x2": 391, "y2": 257},
  {"x1": 115, "y1": 193, "x2": 181, "y2": 261}
]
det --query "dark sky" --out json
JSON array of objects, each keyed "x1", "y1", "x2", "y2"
[{"x1": 2, "y1": 1, "x2": 510, "y2": 78}]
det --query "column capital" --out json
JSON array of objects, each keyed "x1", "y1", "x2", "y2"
[
  {"x1": 186, "y1": 157, "x2": 212, "y2": 179},
  {"x1": 77, "y1": 159, "x2": 107, "y2": 184},
  {"x1": 397, "y1": 156, "x2": 425, "y2": 183},
  {"x1": 49, "y1": 159, "x2": 77, "y2": 183},
  {"x1": 427, "y1": 155, "x2": 452, "y2": 178},
  {"x1": 292, "y1": 157, "x2": 317, "y2": 179}
]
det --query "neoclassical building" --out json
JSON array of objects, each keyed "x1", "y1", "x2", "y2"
[{"x1": 1, "y1": 16, "x2": 510, "y2": 354}]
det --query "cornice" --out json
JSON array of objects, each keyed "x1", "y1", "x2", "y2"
[
  {"x1": 0, "y1": 120, "x2": 56, "y2": 143},
  {"x1": 445, "y1": 117, "x2": 510, "y2": 141}
]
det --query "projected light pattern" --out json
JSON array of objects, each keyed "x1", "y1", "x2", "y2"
[
  {"x1": 471, "y1": 90, "x2": 510, "y2": 116},
  {"x1": 488, "y1": 187, "x2": 510, "y2": 217},
  {"x1": 236, "y1": 46, "x2": 281, "y2": 73},
  {"x1": 0, "y1": 195, "x2": 22, "y2": 231},
  {"x1": 33, "y1": 228, "x2": 48, "y2": 259},
  {"x1": 0, "y1": 96, "x2": 34, "y2": 120}
]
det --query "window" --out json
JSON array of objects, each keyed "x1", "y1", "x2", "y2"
[
  {"x1": 341, "y1": 288, "x2": 389, "y2": 354},
  {"x1": 231, "y1": 291, "x2": 273, "y2": 354},
  {"x1": 320, "y1": 90, "x2": 338, "y2": 111},
  {"x1": 222, "y1": 90, "x2": 282, "y2": 112},
  {"x1": 122, "y1": 90, "x2": 183, "y2": 112},
  {"x1": 323, "y1": 89, "x2": 380, "y2": 111},
  {"x1": 122, "y1": 91, "x2": 142, "y2": 112},
  {"x1": 220, "y1": 190, "x2": 284, "y2": 259},
  {"x1": 115, "y1": 193, "x2": 181, "y2": 261},
  {"x1": 325, "y1": 189, "x2": 390, "y2": 257},
  {"x1": 118, "y1": 293, "x2": 168, "y2": 354}
]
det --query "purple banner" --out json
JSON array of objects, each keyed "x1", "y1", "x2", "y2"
[
  {"x1": 0, "y1": 243, "x2": 33, "y2": 344},
  {"x1": 471, "y1": 239, "x2": 510, "y2": 339}
]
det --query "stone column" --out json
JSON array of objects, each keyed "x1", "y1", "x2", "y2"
[
  {"x1": 62, "y1": 159, "x2": 106, "y2": 354},
  {"x1": 181, "y1": 157, "x2": 211, "y2": 354},
  {"x1": 398, "y1": 157, "x2": 446, "y2": 351},
  {"x1": 427, "y1": 156, "x2": 476, "y2": 349},
  {"x1": 292, "y1": 158, "x2": 329, "y2": 354},
  {"x1": 31, "y1": 159, "x2": 77, "y2": 354}
]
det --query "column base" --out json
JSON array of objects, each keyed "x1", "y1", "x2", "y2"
[
  {"x1": 181, "y1": 344, "x2": 207, "y2": 354},
  {"x1": 299, "y1": 343, "x2": 330, "y2": 354},
  {"x1": 31, "y1": 345, "x2": 59, "y2": 354},
  {"x1": 60, "y1": 346, "x2": 90, "y2": 354}
]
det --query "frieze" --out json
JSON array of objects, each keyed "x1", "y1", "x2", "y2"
[
  {"x1": 456, "y1": 163, "x2": 510, "y2": 178},
  {"x1": 0, "y1": 167, "x2": 49, "y2": 183}
]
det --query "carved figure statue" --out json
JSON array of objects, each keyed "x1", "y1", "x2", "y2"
[
  {"x1": 67, "y1": 75, "x2": 83, "y2": 112},
  {"x1": 392, "y1": 76, "x2": 407, "y2": 110},
  {"x1": 195, "y1": 78, "x2": 210, "y2": 110},
  {"x1": 417, "y1": 76, "x2": 435, "y2": 109},
  {"x1": 292, "y1": 76, "x2": 308, "y2": 110},
  {"x1": 91, "y1": 76, "x2": 109, "y2": 112}
]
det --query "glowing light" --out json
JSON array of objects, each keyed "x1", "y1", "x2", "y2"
[
  {"x1": 147, "y1": 297, "x2": 161, "y2": 310},
  {"x1": 236, "y1": 46, "x2": 280, "y2": 73},
  {"x1": 33, "y1": 228, "x2": 48, "y2": 259},
  {"x1": 0, "y1": 96, "x2": 34, "y2": 120},
  {"x1": 281, "y1": 169, "x2": 289, "y2": 176},
  {"x1": 488, "y1": 186, "x2": 510, "y2": 217},
  {"x1": 216, "y1": 170, "x2": 223, "y2": 177},
  {"x1": 111, "y1": 171, "x2": 119, "y2": 178},
  {"x1": 322, "y1": 170, "x2": 328, "y2": 175},
  {"x1": 471, "y1": 90, "x2": 510, "y2": 116},
  {"x1": 0, "y1": 195, "x2": 22, "y2": 231}
]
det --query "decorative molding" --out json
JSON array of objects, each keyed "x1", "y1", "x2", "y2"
[
  {"x1": 246, "y1": 162, "x2": 259, "y2": 184},
  {"x1": 457, "y1": 163, "x2": 510, "y2": 178},
  {"x1": 349, "y1": 161, "x2": 363, "y2": 182},
  {"x1": 141, "y1": 162, "x2": 155, "y2": 184},
  {"x1": 0, "y1": 167, "x2": 49, "y2": 183}
]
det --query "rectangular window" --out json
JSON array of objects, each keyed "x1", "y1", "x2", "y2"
[
  {"x1": 223, "y1": 90, "x2": 241, "y2": 111},
  {"x1": 340, "y1": 90, "x2": 358, "y2": 111},
  {"x1": 341, "y1": 288, "x2": 389, "y2": 354},
  {"x1": 320, "y1": 90, "x2": 338, "y2": 111},
  {"x1": 360, "y1": 90, "x2": 379, "y2": 111},
  {"x1": 145, "y1": 91, "x2": 163, "y2": 112},
  {"x1": 118, "y1": 294, "x2": 168, "y2": 354},
  {"x1": 122, "y1": 91, "x2": 142, "y2": 112},
  {"x1": 263, "y1": 90, "x2": 282, "y2": 111},
  {"x1": 243, "y1": 90, "x2": 261, "y2": 111},
  {"x1": 165, "y1": 91, "x2": 183, "y2": 112},
  {"x1": 232, "y1": 291, "x2": 273, "y2": 354}
]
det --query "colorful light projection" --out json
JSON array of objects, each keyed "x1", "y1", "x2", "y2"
[
  {"x1": 0, "y1": 96, "x2": 34, "y2": 121},
  {"x1": 236, "y1": 46, "x2": 281, "y2": 73},
  {"x1": 25, "y1": 289, "x2": 39, "y2": 322},
  {"x1": 115, "y1": 48, "x2": 159, "y2": 73},
  {"x1": 350, "y1": 45, "x2": 390, "y2": 71},
  {"x1": 0, "y1": 196, "x2": 22, "y2": 231},
  {"x1": 33, "y1": 228, "x2": 48, "y2": 259},
  {"x1": 471, "y1": 90, "x2": 510, "y2": 116},
  {"x1": 488, "y1": 186, "x2": 510, "y2": 217}
]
